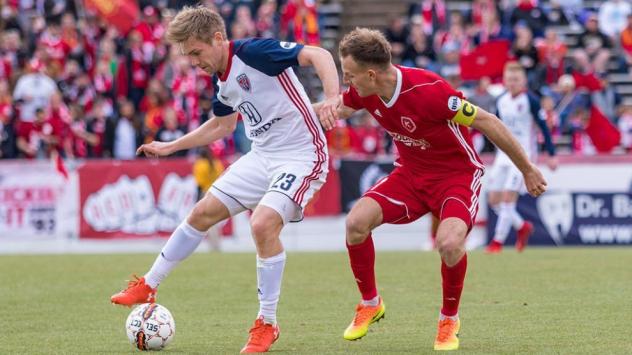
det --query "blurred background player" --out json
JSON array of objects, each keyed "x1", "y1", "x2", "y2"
[
  {"x1": 192, "y1": 145, "x2": 224, "y2": 252},
  {"x1": 486, "y1": 62, "x2": 558, "y2": 254},
  {"x1": 110, "y1": 6, "x2": 340, "y2": 354},
  {"x1": 316, "y1": 28, "x2": 548, "y2": 351}
]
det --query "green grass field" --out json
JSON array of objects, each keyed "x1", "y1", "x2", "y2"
[{"x1": 1, "y1": 248, "x2": 631, "y2": 354}]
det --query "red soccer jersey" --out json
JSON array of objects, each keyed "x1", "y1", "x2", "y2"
[{"x1": 342, "y1": 66, "x2": 483, "y2": 175}]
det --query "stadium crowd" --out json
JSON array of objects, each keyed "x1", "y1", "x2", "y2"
[{"x1": 0, "y1": 0, "x2": 631, "y2": 162}]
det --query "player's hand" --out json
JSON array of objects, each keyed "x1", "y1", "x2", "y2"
[
  {"x1": 136, "y1": 141, "x2": 174, "y2": 158},
  {"x1": 317, "y1": 96, "x2": 340, "y2": 131},
  {"x1": 546, "y1": 156, "x2": 558, "y2": 171},
  {"x1": 523, "y1": 163, "x2": 547, "y2": 197}
]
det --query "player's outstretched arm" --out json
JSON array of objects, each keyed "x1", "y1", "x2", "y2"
[
  {"x1": 298, "y1": 46, "x2": 340, "y2": 127},
  {"x1": 137, "y1": 113, "x2": 238, "y2": 158},
  {"x1": 470, "y1": 108, "x2": 547, "y2": 197},
  {"x1": 313, "y1": 95, "x2": 358, "y2": 130}
]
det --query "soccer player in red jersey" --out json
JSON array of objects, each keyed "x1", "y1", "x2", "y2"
[{"x1": 315, "y1": 28, "x2": 548, "y2": 351}]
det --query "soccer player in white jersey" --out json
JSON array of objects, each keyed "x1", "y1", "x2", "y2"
[
  {"x1": 110, "y1": 7, "x2": 339, "y2": 353},
  {"x1": 486, "y1": 62, "x2": 557, "y2": 253}
]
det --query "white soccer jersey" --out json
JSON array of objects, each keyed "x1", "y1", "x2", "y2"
[
  {"x1": 212, "y1": 38, "x2": 327, "y2": 163},
  {"x1": 494, "y1": 91, "x2": 555, "y2": 165}
]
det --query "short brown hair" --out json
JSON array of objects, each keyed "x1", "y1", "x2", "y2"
[
  {"x1": 166, "y1": 6, "x2": 227, "y2": 44},
  {"x1": 339, "y1": 28, "x2": 391, "y2": 70}
]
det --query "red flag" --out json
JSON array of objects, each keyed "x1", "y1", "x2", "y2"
[
  {"x1": 55, "y1": 153, "x2": 69, "y2": 180},
  {"x1": 585, "y1": 105, "x2": 621, "y2": 153},
  {"x1": 84, "y1": 0, "x2": 140, "y2": 35},
  {"x1": 460, "y1": 40, "x2": 511, "y2": 81}
]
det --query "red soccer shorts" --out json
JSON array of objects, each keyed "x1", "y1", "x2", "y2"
[{"x1": 364, "y1": 166, "x2": 483, "y2": 229}]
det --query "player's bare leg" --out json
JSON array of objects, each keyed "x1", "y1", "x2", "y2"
[
  {"x1": 486, "y1": 191, "x2": 503, "y2": 253},
  {"x1": 111, "y1": 194, "x2": 231, "y2": 306},
  {"x1": 434, "y1": 217, "x2": 468, "y2": 350},
  {"x1": 343, "y1": 197, "x2": 386, "y2": 340},
  {"x1": 240, "y1": 205, "x2": 285, "y2": 353}
]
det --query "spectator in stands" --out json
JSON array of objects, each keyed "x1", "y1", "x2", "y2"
[
  {"x1": 108, "y1": 99, "x2": 143, "y2": 160},
  {"x1": 619, "y1": 104, "x2": 632, "y2": 152},
  {"x1": 386, "y1": 16, "x2": 410, "y2": 63},
  {"x1": 255, "y1": 0, "x2": 279, "y2": 38},
  {"x1": 577, "y1": 13, "x2": 612, "y2": 75},
  {"x1": 280, "y1": 0, "x2": 320, "y2": 45},
  {"x1": 544, "y1": 1, "x2": 570, "y2": 27},
  {"x1": 592, "y1": 75, "x2": 622, "y2": 122},
  {"x1": 84, "y1": 98, "x2": 109, "y2": 158},
  {"x1": 552, "y1": 74, "x2": 591, "y2": 134},
  {"x1": 474, "y1": 7, "x2": 512, "y2": 44},
  {"x1": 598, "y1": 0, "x2": 632, "y2": 39},
  {"x1": 536, "y1": 28, "x2": 567, "y2": 85},
  {"x1": 120, "y1": 30, "x2": 151, "y2": 108},
  {"x1": 16, "y1": 107, "x2": 55, "y2": 159},
  {"x1": 402, "y1": 16, "x2": 436, "y2": 70},
  {"x1": 192, "y1": 145, "x2": 225, "y2": 251},
  {"x1": 541, "y1": 95, "x2": 561, "y2": 144},
  {"x1": 469, "y1": 76, "x2": 495, "y2": 114},
  {"x1": 155, "y1": 107, "x2": 187, "y2": 157},
  {"x1": 233, "y1": 4, "x2": 257, "y2": 37},
  {"x1": 620, "y1": 14, "x2": 632, "y2": 71},
  {"x1": 349, "y1": 112, "x2": 383, "y2": 156},
  {"x1": 511, "y1": 23, "x2": 541, "y2": 89},
  {"x1": 409, "y1": 0, "x2": 447, "y2": 36},
  {"x1": 0, "y1": 80, "x2": 16, "y2": 158},
  {"x1": 0, "y1": 29, "x2": 23, "y2": 83},
  {"x1": 13, "y1": 59, "x2": 57, "y2": 122},
  {"x1": 510, "y1": 0, "x2": 547, "y2": 37}
]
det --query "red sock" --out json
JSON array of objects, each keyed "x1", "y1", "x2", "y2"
[
  {"x1": 346, "y1": 233, "x2": 377, "y2": 301},
  {"x1": 441, "y1": 253, "x2": 467, "y2": 317}
]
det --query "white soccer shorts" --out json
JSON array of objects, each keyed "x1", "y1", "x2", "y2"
[
  {"x1": 486, "y1": 162, "x2": 525, "y2": 193},
  {"x1": 210, "y1": 150, "x2": 328, "y2": 224}
]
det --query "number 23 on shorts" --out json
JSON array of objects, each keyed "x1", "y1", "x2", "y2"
[{"x1": 270, "y1": 172, "x2": 297, "y2": 191}]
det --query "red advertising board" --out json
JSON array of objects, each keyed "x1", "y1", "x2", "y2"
[{"x1": 78, "y1": 159, "x2": 196, "y2": 239}]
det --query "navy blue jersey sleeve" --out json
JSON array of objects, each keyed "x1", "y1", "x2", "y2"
[
  {"x1": 233, "y1": 38, "x2": 304, "y2": 76},
  {"x1": 212, "y1": 75, "x2": 235, "y2": 117},
  {"x1": 528, "y1": 93, "x2": 556, "y2": 156}
]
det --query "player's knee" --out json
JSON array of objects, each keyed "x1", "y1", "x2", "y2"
[
  {"x1": 436, "y1": 234, "x2": 462, "y2": 255},
  {"x1": 250, "y1": 218, "x2": 275, "y2": 242},
  {"x1": 345, "y1": 215, "x2": 371, "y2": 244},
  {"x1": 188, "y1": 203, "x2": 212, "y2": 230}
]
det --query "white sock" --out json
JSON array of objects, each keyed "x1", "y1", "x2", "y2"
[
  {"x1": 256, "y1": 251, "x2": 286, "y2": 325},
  {"x1": 510, "y1": 206, "x2": 524, "y2": 230},
  {"x1": 361, "y1": 295, "x2": 380, "y2": 307},
  {"x1": 493, "y1": 202, "x2": 514, "y2": 244},
  {"x1": 144, "y1": 222, "x2": 206, "y2": 288},
  {"x1": 440, "y1": 312, "x2": 459, "y2": 321}
]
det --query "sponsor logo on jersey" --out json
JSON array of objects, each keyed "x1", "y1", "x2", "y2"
[
  {"x1": 238, "y1": 101, "x2": 262, "y2": 126},
  {"x1": 386, "y1": 130, "x2": 430, "y2": 149},
  {"x1": 280, "y1": 41, "x2": 297, "y2": 49},
  {"x1": 401, "y1": 116, "x2": 416, "y2": 132},
  {"x1": 236, "y1": 73, "x2": 251, "y2": 92},
  {"x1": 448, "y1": 96, "x2": 462, "y2": 112},
  {"x1": 249, "y1": 117, "x2": 283, "y2": 137}
]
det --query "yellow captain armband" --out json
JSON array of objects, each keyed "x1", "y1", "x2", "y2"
[{"x1": 450, "y1": 98, "x2": 478, "y2": 126}]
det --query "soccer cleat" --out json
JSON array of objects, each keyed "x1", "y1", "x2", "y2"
[
  {"x1": 343, "y1": 298, "x2": 385, "y2": 340},
  {"x1": 515, "y1": 221, "x2": 534, "y2": 252},
  {"x1": 485, "y1": 241, "x2": 503, "y2": 254},
  {"x1": 434, "y1": 317, "x2": 460, "y2": 351},
  {"x1": 111, "y1": 275, "x2": 156, "y2": 306},
  {"x1": 240, "y1": 316, "x2": 280, "y2": 353}
]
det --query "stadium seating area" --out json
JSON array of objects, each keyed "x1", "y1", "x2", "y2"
[{"x1": 0, "y1": 0, "x2": 630, "y2": 162}]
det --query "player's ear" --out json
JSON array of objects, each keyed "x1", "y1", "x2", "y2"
[
  {"x1": 212, "y1": 31, "x2": 224, "y2": 44},
  {"x1": 367, "y1": 69, "x2": 376, "y2": 81}
]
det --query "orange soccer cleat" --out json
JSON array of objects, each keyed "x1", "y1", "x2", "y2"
[
  {"x1": 434, "y1": 317, "x2": 460, "y2": 351},
  {"x1": 343, "y1": 298, "x2": 386, "y2": 340},
  {"x1": 240, "y1": 316, "x2": 280, "y2": 353},
  {"x1": 485, "y1": 240, "x2": 503, "y2": 254},
  {"x1": 515, "y1": 221, "x2": 534, "y2": 252},
  {"x1": 111, "y1": 275, "x2": 156, "y2": 306}
]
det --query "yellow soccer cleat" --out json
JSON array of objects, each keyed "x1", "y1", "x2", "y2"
[
  {"x1": 343, "y1": 298, "x2": 385, "y2": 340},
  {"x1": 434, "y1": 317, "x2": 460, "y2": 351}
]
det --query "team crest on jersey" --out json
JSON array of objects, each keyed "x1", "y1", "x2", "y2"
[
  {"x1": 401, "y1": 116, "x2": 416, "y2": 132},
  {"x1": 236, "y1": 73, "x2": 251, "y2": 92}
]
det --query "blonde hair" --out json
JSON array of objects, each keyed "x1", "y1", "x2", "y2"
[
  {"x1": 503, "y1": 61, "x2": 526, "y2": 75},
  {"x1": 339, "y1": 28, "x2": 391, "y2": 70},
  {"x1": 166, "y1": 6, "x2": 227, "y2": 44}
]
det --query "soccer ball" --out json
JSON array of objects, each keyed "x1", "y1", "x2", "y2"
[{"x1": 125, "y1": 303, "x2": 175, "y2": 351}]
